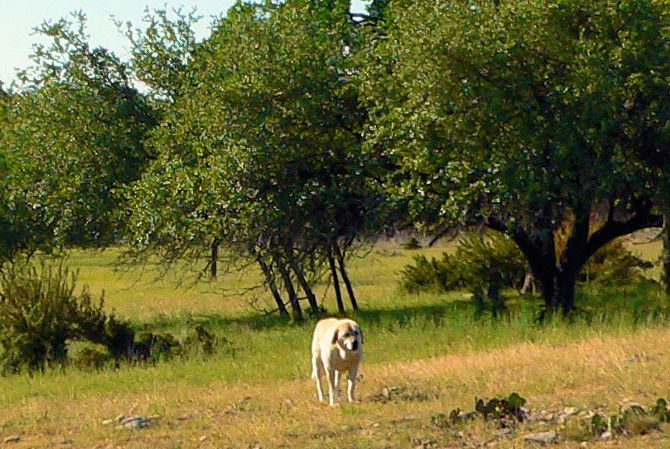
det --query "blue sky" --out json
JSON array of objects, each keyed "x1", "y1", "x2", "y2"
[{"x1": 1, "y1": 0, "x2": 368, "y2": 87}]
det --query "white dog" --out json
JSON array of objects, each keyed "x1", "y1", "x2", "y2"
[{"x1": 311, "y1": 318, "x2": 363, "y2": 406}]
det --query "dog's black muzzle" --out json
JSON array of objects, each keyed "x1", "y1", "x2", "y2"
[{"x1": 352, "y1": 340, "x2": 359, "y2": 351}]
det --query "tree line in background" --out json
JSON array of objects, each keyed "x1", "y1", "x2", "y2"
[{"x1": 2, "y1": 0, "x2": 670, "y2": 320}]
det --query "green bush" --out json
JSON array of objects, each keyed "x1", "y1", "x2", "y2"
[
  {"x1": 182, "y1": 324, "x2": 218, "y2": 356},
  {"x1": 400, "y1": 233, "x2": 526, "y2": 316},
  {"x1": 0, "y1": 258, "x2": 224, "y2": 374},
  {"x1": 0, "y1": 258, "x2": 133, "y2": 374},
  {"x1": 456, "y1": 234, "x2": 527, "y2": 316},
  {"x1": 0, "y1": 260, "x2": 89, "y2": 372},
  {"x1": 582, "y1": 240, "x2": 653, "y2": 286},
  {"x1": 401, "y1": 236, "x2": 422, "y2": 250},
  {"x1": 67, "y1": 341, "x2": 113, "y2": 370},
  {"x1": 400, "y1": 253, "x2": 463, "y2": 293}
]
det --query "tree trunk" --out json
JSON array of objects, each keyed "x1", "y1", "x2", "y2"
[
  {"x1": 488, "y1": 205, "x2": 662, "y2": 318},
  {"x1": 520, "y1": 270, "x2": 535, "y2": 295},
  {"x1": 553, "y1": 269, "x2": 578, "y2": 315},
  {"x1": 210, "y1": 240, "x2": 219, "y2": 280},
  {"x1": 256, "y1": 255, "x2": 288, "y2": 317},
  {"x1": 288, "y1": 255, "x2": 320, "y2": 314},
  {"x1": 278, "y1": 262, "x2": 302, "y2": 321},
  {"x1": 663, "y1": 212, "x2": 670, "y2": 298},
  {"x1": 333, "y1": 244, "x2": 358, "y2": 311},
  {"x1": 328, "y1": 247, "x2": 345, "y2": 314}
]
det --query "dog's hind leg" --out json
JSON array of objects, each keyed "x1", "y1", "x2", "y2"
[
  {"x1": 347, "y1": 366, "x2": 358, "y2": 403},
  {"x1": 312, "y1": 356, "x2": 324, "y2": 402}
]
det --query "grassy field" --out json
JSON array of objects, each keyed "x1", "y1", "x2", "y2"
[{"x1": 2, "y1": 238, "x2": 670, "y2": 448}]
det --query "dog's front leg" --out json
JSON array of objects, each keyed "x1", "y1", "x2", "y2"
[
  {"x1": 326, "y1": 366, "x2": 337, "y2": 406},
  {"x1": 347, "y1": 367, "x2": 358, "y2": 403},
  {"x1": 334, "y1": 370, "x2": 341, "y2": 400}
]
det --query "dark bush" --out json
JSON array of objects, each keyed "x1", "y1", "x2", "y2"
[
  {"x1": 133, "y1": 332, "x2": 181, "y2": 361},
  {"x1": 182, "y1": 324, "x2": 218, "y2": 355},
  {"x1": 0, "y1": 258, "x2": 134, "y2": 374},
  {"x1": 401, "y1": 236, "x2": 422, "y2": 250}
]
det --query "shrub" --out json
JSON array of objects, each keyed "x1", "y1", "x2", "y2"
[
  {"x1": 401, "y1": 236, "x2": 422, "y2": 250},
  {"x1": 0, "y1": 258, "x2": 134, "y2": 374},
  {"x1": 582, "y1": 239, "x2": 653, "y2": 286},
  {"x1": 400, "y1": 233, "x2": 526, "y2": 316},
  {"x1": 182, "y1": 324, "x2": 218, "y2": 356},
  {"x1": 67, "y1": 341, "x2": 113, "y2": 370},
  {"x1": 455, "y1": 234, "x2": 527, "y2": 316},
  {"x1": 400, "y1": 253, "x2": 463, "y2": 293}
]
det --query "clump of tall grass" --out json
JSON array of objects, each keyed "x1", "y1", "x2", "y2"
[{"x1": 0, "y1": 258, "x2": 218, "y2": 374}]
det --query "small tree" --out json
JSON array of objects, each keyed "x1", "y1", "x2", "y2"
[
  {"x1": 1, "y1": 13, "x2": 156, "y2": 257},
  {"x1": 125, "y1": 0, "x2": 385, "y2": 319}
]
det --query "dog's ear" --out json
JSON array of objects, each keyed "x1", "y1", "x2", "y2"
[{"x1": 331, "y1": 328, "x2": 339, "y2": 345}]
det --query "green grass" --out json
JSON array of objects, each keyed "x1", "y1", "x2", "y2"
[{"x1": 2, "y1": 238, "x2": 670, "y2": 448}]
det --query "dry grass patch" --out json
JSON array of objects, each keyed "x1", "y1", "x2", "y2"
[{"x1": 3, "y1": 327, "x2": 670, "y2": 448}]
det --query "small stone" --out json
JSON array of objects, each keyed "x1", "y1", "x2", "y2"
[
  {"x1": 199, "y1": 435, "x2": 208, "y2": 442},
  {"x1": 102, "y1": 419, "x2": 114, "y2": 425},
  {"x1": 563, "y1": 407, "x2": 577, "y2": 416},
  {"x1": 524, "y1": 430, "x2": 558, "y2": 445},
  {"x1": 121, "y1": 416, "x2": 150, "y2": 430},
  {"x1": 381, "y1": 387, "x2": 390, "y2": 399},
  {"x1": 3, "y1": 435, "x2": 21, "y2": 444},
  {"x1": 115, "y1": 414, "x2": 125, "y2": 423},
  {"x1": 600, "y1": 431, "x2": 612, "y2": 440},
  {"x1": 580, "y1": 442, "x2": 588, "y2": 448}
]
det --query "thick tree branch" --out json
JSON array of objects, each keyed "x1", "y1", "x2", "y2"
[{"x1": 584, "y1": 210, "x2": 662, "y2": 263}]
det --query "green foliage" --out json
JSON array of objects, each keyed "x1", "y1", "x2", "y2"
[
  {"x1": 400, "y1": 253, "x2": 462, "y2": 293},
  {"x1": 362, "y1": 0, "x2": 670, "y2": 312},
  {"x1": 474, "y1": 393, "x2": 527, "y2": 423},
  {"x1": 582, "y1": 240, "x2": 653, "y2": 286},
  {"x1": 67, "y1": 341, "x2": 113, "y2": 370},
  {"x1": 401, "y1": 233, "x2": 526, "y2": 316},
  {"x1": 0, "y1": 256, "x2": 222, "y2": 373},
  {"x1": 0, "y1": 12, "x2": 156, "y2": 257},
  {"x1": 401, "y1": 236, "x2": 422, "y2": 250},
  {"x1": 0, "y1": 259, "x2": 130, "y2": 373},
  {"x1": 123, "y1": 0, "x2": 387, "y2": 317},
  {"x1": 120, "y1": 8, "x2": 200, "y2": 102}
]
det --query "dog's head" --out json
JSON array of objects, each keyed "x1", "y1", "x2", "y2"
[{"x1": 332, "y1": 320, "x2": 363, "y2": 352}]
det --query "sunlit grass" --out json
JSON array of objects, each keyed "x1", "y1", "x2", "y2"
[{"x1": 2, "y1": 238, "x2": 670, "y2": 448}]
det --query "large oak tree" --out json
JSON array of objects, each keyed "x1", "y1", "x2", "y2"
[{"x1": 363, "y1": 0, "x2": 670, "y2": 313}]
